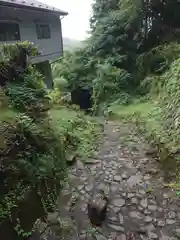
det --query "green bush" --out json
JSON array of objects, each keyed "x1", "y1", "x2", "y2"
[
  {"x1": 51, "y1": 48, "x2": 97, "y2": 91},
  {"x1": 48, "y1": 88, "x2": 62, "y2": 105},
  {"x1": 5, "y1": 66, "x2": 49, "y2": 117},
  {"x1": 137, "y1": 42, "x2": 180, "y2": 81},
  {"x1": 92, "y1": 62, "x2": 132, "y2": 112},
  {"x1": 157, "y1": 58, "x2": 180, "y2": 152},
  {"x1": 50, "y1": 107, "x2": 103, "y2": 161},
  {"x1": 0, "y1": 41, "x2": 39, "y2": 62},
  {"x1": 0, "y1": 41, "x2": 67, "y2": 233},
  {"x1": 53, "y1": 77, "x2": 68, "y2": 91}
]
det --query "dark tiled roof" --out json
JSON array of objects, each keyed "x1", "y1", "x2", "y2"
[{"x1": 0, "y1": 0, "x2": 68, "y2": 15}]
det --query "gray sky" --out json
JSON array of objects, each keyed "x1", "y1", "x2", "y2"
[{"x1": 40, "y1": 0, "x2": 93, "y2": 40}]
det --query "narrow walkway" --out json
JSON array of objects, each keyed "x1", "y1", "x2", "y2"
[{"x1": 61, "y1": 121, "x2": 180, "y2": 239}]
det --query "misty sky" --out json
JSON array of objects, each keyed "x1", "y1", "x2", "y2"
[{"x1": 40, "y1": 0, "x2": 93, "y2": 40}]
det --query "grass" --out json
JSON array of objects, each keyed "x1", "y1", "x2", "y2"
[
  {"x1": 0, "y1": 108, "x2": 17, "y2": 123},
  {"x1": 49, "y1": 106, "x2": 103, "y2": 162},
  {"x1": 50, "y1": 107, "x2": 78, "y2": 122},
  {"x1": 109, "y1": 101, "x2": 153, "y2": 119},
  {"x1": 108, "y1": 100, "x2": 164, "y2": 141}
]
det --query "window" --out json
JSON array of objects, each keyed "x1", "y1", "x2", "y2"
[
  {"x1": 0, "y1": 22, "x2": 20, "y2": 41},
  {"x1": 36, "y1": 24, "x2": 51, "y2": 39}
]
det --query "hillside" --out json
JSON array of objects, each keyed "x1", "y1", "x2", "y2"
[{"x1": 63, "y1": 37, "x2": 83, "y2": 51}]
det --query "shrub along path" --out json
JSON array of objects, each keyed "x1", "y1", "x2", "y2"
[{"x1": 47, "y1": 120, "x2": 180, "y2": 240}]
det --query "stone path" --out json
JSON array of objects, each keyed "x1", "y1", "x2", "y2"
[{"x1": 57, "y1": 121, "x2": 180, "y2": 239}]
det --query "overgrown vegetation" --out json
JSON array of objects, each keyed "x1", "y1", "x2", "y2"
[
  {"x1": 50, "y1": 107, "x2": 103, "y2": 162},
  {"x1": 0, "y1": 42, "x2": 102, "y2": 238},
  {"x1": 1, "y1": 0, "x2": 180, "y2": 236},
  {"x1": 0, "y1": 42, "x2": 67, "y2": 237},
  {"x1": 51, "y1": 0, "x2": 180, "y2": 184}
]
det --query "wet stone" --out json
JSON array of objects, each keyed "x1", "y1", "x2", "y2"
[
  {"x1": 108, "y1": 205, "x2": 120, "y2": 213},
  {"x1": 78, "y1": 185, "x2": 84, "y2": 191},
  {"x1": 85, "y1": 184, "x2": 94, "y2": 192},
  {"x1": 111, "y1": 184, "x2": 118, "y2": 192},
  {"x1": 162, "y1": 200, "x2": 167, "y2": 206},
  {"x1": 80, "y1": 190, "x2": 86, "y2": 195},
  {"x1": 80, "y1": 195, "x2": 85, "y2": 201},
  {"x1": 63, "y1": 122, "x2": 180, "y2": 239},
  {"x1": 114, "y1": 207, "x2": 121, "y2": 213},
  {"x1": 163, "y1": 193, "x2": 169, "y2": 199},
  {"x1": 108, "y1": 224, "x2": 124, "y2": 232},
  {"x1": 175, "y1": 229, "x2": 180, "y2": 234},
  {"x1": 113, "y1": 198, "x2": 125, "y2": 207},
  {"x1": 149, "y1": 199, "x2": 156, "y2": 205},
  {"x1": 138, "y1": 206, "x2": 144, "y2": 212},
  {"x1": 148, "y1": 232, "x2": 158, "y2": 239},
  {"x1": 166, "y1": 219, "x2": 176, "y2": 225},
  {"x1": 108, "y1": 215, "x2": 118, "y2": 223},
  {"x1": 131, "y1": 198, "x2": 138, "y2": 204},
  {"x1": 95, "y1": 234, "x2": 108, "y2": 240},
  {"x1": 120, "y1": 234, "x2": 126, "y2": 240},
  {"x1": 119, "y1": 213, "x2": 124, "y2": 224},
  {"x1": 97, "y1": 183, "x2": 105, "y2": 190},
  {"x1": 81, "y1": 203, "x2": 87, "y2": 213},
  {"x1": 127, "y1": 193, "x2": 135, "y2": 198},
  {"x1": 122, "y1": 173, "x2": 128, "y2": 180},
  {"x1": 140, "y1": 199, "x2": 148, "y2": 209},
  {"x1": 148, "y1": 205, "x2": 157, "y2": 211},
  {"x1": 127, "y1": 175, "x2": 142, "y2": 187},
  {"x1": 167, "y1": 211, "x2": 176, "y2": 219},
  {"x1": 143, "y1": 209, "x2": 151, "y2": 215},
  {"x1": 81, "y1": 176, "x2": 88, "y2": 181},
  {"x1": 108, "y1": 232, "x2": 118, "y2": 240},
  {"x1": 157, "y1": 220, "x2": 165, "y2": 227},
  {"x1": 139, "y1": 190, "x2": 146, "y2": 195},
  {"x1": 121, "y1": 192, "x2": 126, "y2": 197},
  {"x1": 129, "y1": 211, "x2": 143, "y2": 219},
  {"x1": 114, "y1": 175, "x2": 122, "y2": 182},
  {"x1": 158, "y1": 207, "x2": 163, "y2": 213},
  {"x1": 144, "y1": 216, "x2": 152, "y2": 223},
  {"x1": 144, "y1": 175, "x2": 151, "y2": 180}
]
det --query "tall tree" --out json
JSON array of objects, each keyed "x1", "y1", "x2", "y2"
[
  {"x1": 139, "y1": 0, "x2": 180, "y2": 51},
  {"x1": 89, "y1": 0, "x2": 142, "y2": 70},
  {"x1": 90, "y1": 0, "x2": 120, "y2": 32}
]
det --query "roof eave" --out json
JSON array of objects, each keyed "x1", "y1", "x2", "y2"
[{"x1": 0, "y1": 1, "x2": 68, "y2": 16}]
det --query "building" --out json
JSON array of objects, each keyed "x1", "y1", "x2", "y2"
[{"x1": 0, "y1": 0, "x2": 68, "y2": 88}]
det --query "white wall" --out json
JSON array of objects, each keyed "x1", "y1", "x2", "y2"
[{"x1": 0, "y1": 5, "x2": 63, "y2": 61}]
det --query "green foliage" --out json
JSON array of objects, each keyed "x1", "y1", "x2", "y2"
[
  {"x1": 1, "y1": 112, "x2": 66, "y2": 185},
  {"x1": 52, "y1": 0, "x2": 180, "y2": 112},
  {"x1": 0, "y1": 41, "x2": 39, "y2": 62},
  {"x1": 50, "y1": 107, "x2": 103, "y2": 161},
  {"x1": 48, "y1": 88, "x2": 62, "y2": 105},
  {"x1": 52, "y1": 49, "x2": 97, "y2": 91},
  {"x1": 0, "y1": 41, "x2": 39, "y2": 87},
  {"x1": 0, "y1": 41, "x2": 67, "y2": 231},
  {"x1": 157, "y1": 58, "x2": 180, "y2": 152},
  {"x1": 137, "y1": 43, "x2": 180, "y2": 80},
  {"x1": 93, "y1": 62, "x2": 132, "y2": 112},
  {"x1": 53, "y1": 77, "x2": 68, "y2": 91},
  {"x1": 5, "y1": 66, "x2": 48, "y2": 116},
  {"x1": 89, "y1": 2, "x2": 139, "y2": 70}
]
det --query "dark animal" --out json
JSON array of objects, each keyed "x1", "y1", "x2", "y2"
[
  {"x1": 88, "y1": 190, "x2": 108, "y2": 226},
  {"x1": 71, "y1": 88, "x2": 93, "y2": 111}
]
